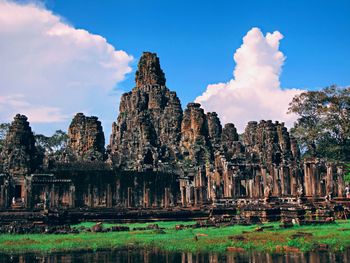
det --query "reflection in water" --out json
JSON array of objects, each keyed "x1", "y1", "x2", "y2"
[{"x1": 0, "y1": 248, "x2": 349, "y2": 263}]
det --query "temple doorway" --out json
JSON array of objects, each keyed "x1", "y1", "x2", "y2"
[{"x1": 14, "y1": 185, "x2": 22, "y2": 199}]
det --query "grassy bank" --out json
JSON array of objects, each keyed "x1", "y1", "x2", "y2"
[{"x1": 0, "y1": 220, "x2": 350, "y2": 254}]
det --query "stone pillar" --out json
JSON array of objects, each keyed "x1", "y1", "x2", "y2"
[
  {"x1": 0, "y1": 185, "x2": 5, "y2": 209},
  {"x1": 127, "y1": 187, "x2": 132, "y2": 208},
  {"x1": 25, "y1": 185, "x2": 31, "y2": 209},
  {"x1": 50, "y1": 184, "x2": 55, "y2": 208},
  {"x1": 181, "y1": 186, "x2": 187, "y2": 207},
  {"x1": 279, "y1": 166, "x2": 285, "y2": 196},
  {"x1": 115, "y1": 180, "x2": 120, "y2": 206},
  {"x1": 261, "y1": 167, "x2": 267, "y2": 190},
  {"x1": 193, "y1": 187, "x2": 198, "y2": 207},
  {"x1": 252, "y1": 169, "x2": 260, "y2": 198},
  {"x1": 337, "y1": 166, "x2": 345, "y2": 197},
  {"x1": 144, "y1": 188, "x2": 150, "y2": 208},
  {"x1": 304, "y1": 163, "x2": 312, "y2": 196},
  {"x1": 254, "y1": 169, "x2": 262, "y2": 198},
  {"x1": 106, "y1": 184, "x2": 112, "y2": 208},
  {"x1": 199, "y1": 186, "x2": 204, "y2": 204},
  {"x1": 272, "y1": 166, "x2": 281, "y2": 196},
  {"x1": 223, "y1": 169, "x2": 232, "y2": 198},
  {"x1": 290, "y1": 168, "x2": 297, "y2": 196},
  {"x1": 189, "y1": 186, "x2": 195, "y2": 206},
  {"x1": 314, "y1": 164, "x2": 321, "y2": 196},
  {"x1": 87, "y1": 184, "x2": 92, "y2": 207},
  {"x1": 248, "y1": 179, "x2": 253, "y2": 198},
  {"x1": 232, "y1": 178, "x2": 238, "y2": 197},
  {"x1": 282, "y1": 166, "x2": 291, "y2": 196},
  {"x1": 164, "y1": 187, "x2": 170, "y2": 208},
  {"x1": 326, "y1": 164, "x2": 334, "y2": 196},
  {"x1": 69, "y1": 185, "x2": 75, "y2": 208}
]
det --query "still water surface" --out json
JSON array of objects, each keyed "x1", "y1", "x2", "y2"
[{"x1": 0, "y1": 248, "x2": 349, "y2": 263}]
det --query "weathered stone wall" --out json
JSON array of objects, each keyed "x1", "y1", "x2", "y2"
[
  {"x1": 180, "y1": 103, "x2": 212, "y2": 167},
  {"x1": 303, "y1": 158, "x2": 345, "y2": 198},
  {"x1": 67, "y1": 113, "x2": 105, "y2": 162},
  {"x1": 24, "y1": 171, "x2": 180, "y2": 209}
]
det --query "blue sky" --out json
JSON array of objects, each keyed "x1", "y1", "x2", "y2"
[
  {"x1": 1, "y1": 0, "x2": 349, "y2": 136},
  {"x1": 46, "y1": 0, "x2": 350, "y2": 101}
]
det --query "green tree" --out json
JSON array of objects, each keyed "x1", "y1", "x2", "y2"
[
  {"x1": 0, "y1": 123, "x2": 10, "y2": 151},
  {"x1": 288, "y1": 85, "x2": 350, "y2": 161},
  {"x1": 34, "y1": 130, "x2": 68, "y2": 154},
  {"x1": 345, "y1": 164, "x2": 350, "y2": 184}
]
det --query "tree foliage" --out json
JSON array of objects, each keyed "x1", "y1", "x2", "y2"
[
  {"x1": 288, "y1": 85, "x2": 350, "y2": 161},
  {"x1": 345, "y1": 165, "x2": 350, "y2": 184},
  {"x1": 34, "y1": 130, "x2": 68, "y2": 154},
  {"x1": 0, "y1": 123, "x2": 10, "y2": 151}
]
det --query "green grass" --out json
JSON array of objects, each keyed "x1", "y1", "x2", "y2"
[{"x1": 1, "y1": 220, "x2": 350, "y2": 254}]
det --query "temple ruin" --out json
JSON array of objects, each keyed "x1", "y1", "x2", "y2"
[{"x1": 0, "y1": 52, "x2": 348, "y2": 223}]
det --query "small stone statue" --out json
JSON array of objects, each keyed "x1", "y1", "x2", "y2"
[
  {"x1": 345, "y1": 185, "x2": 350, "y2": 198},
  {"x1": 297, "y1": 185, "x2": 304, "y2": 197},
  {"x1": 297, "y1": 185, "x2": 304, "y2": 204}
]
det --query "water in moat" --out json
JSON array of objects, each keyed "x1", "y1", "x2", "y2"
[{"x1": 1, "y1": 248, "x2": 349, "y2": 263}]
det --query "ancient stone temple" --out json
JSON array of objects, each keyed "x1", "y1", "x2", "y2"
[
  {"x1": 0, "y1": 52, "x2": 348, "y2": 220},
  {"x1": 109, "y1": 52, "x2": 183, "y2": 171}
]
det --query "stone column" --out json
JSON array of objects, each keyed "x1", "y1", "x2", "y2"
[
  {"x1": 106, "y1": 184, "x2": 112, "y2": 208},
  {"x1": 0, "y1": 185, "x2": 5, "y2": 208},
  {"x1": 144, "y1": 188, "x2": 150, "y2": 208},
  {"x1": 282, "y1": 166, "x2": 291, "y2": 196},
  {"x1": 337, "y1": 166, "x2": 345, "y2": 197},
  {"x1": 304, "y1": 163, "x2": 312, "y2": 196},
  {"x1": 50, "y1": 184, "x2": 55, "y2": 208},
  {"x1": 290, "y1": 168, "x2": 297, "y2": 196},
  {"x1": 193, "y1": 187, "x2": 198, "y2": 207},
  {"x1": 314, "y1": 164, "x2": 321, "y2": 196},
  {"x1": 189, "y1": 186, "x2": 195, "y2": 206},
  {"x1": 127, "y1": 187, "x2": 132, "y2": 208},
  {"x1": 181, "y1": 186, "x2": 187, "y2": 207},
  {"x1": 247, "y1": 179, "x2": 253, "y2": 198},
  {"x1": 253, "y1": 169, "x2": 261, "y2": 198},
  {"x1": 199, "y1": 186, "x2": 204, "y2": 205},
  {"x1": 326, "y1": 164, "x2": 334, "y2": 196},
  {"x1": 254, "y1": 169, "x2": 262, "y2": 198},
  {"x1": 261, "y1": 167, "x2": 267, "y2": 190},
  {"x1": 87, "y1": 184, "x2": 94, "y2": 208},
  {"x1": 272, "y1": 166, "x2": 281, "y2": 196},
  {"x1": 115, "y1": 179, "x2": 120, "y2": 206},
  {"x1": 279, "y1": 166, "x2": 285, "y2": 196},
  {"x1": 25, "y1": 184, "x2": 32, "y2": 209},
  {"x1": 69, "y1": 185, "x2": 75, "y2": 208},
  {"x1": 223, "y1": 169, "x2": 232, "y2": 198},
  {"x1": 164, "y1": 187, "x2": 170, "y2": 208}
]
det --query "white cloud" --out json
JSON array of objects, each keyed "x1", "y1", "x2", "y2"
[
  {"x1": 196, "y1": 27, "x2": 304, "y2": 132},
  {"x1": 0, "y1": 0, "x2": 132, "y2": 133}
]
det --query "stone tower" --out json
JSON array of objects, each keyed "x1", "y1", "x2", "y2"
[
  {"x1": 67, "y1": 113, "x2": 105, "y2": 162},
  {"x1": 1, "y1": 114, "x2": 36, "y2": 175},
  {"x1": 109, "y1": 52, "x2": 183, "y2": 170}
]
